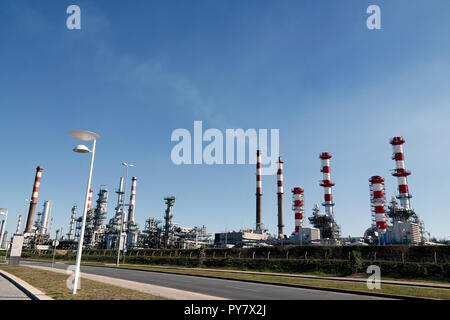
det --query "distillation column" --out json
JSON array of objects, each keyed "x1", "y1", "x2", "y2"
[
  {"x1": 40, "y1": 200, "x2": 52, "y2": 235},
  {"x1": 67, "y1": 205, "x2": 77, "y2": 240},
  {"x1": 127, "y1": 177, "x2": 137, "y2": 224}
]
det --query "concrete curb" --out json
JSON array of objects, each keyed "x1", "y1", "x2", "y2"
[{"x1": 0, "y1": 269, "x2": 53, "y2": 300}]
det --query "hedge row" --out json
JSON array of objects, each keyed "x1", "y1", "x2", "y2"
[
  {"x1": 21, "y1": 251, "x2": 450, "y2": 280},
  {"x1": 62, "y1": 245, "x2": 450, "y2": 263}
]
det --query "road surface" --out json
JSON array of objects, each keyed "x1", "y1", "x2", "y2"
[{"x1": 22, "y1": 260, "x2": 392, "y2": 300}]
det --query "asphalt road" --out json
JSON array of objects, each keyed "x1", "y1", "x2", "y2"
[{"x1": 22, "y1": 260, "x2": 392, "y2": 300}]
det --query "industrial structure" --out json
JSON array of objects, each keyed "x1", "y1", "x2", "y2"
[
  {"x1": 307, "y1": 152, "x2": 341, "y2": 243},
  {"x1": 24, "y1": 166, "x2": 42, "y2": 234},
  {"x1": 66, "y1": 205, "x2": 77, "y2": 240},
  {"x1": 364, "y1": 137, "x2": 426, "y2": 245},
  {"x1": 289, "y1": 188, "x2": 320, "y2": 244},
  {"x1": 15, "y1": 136, "x2": 432, "y2": 252},
  {"x1": 57, "y1": 178, "x2": 212, "y2": 250},
  {"x1": 366, "y1": 176, "x2": 388, "y2": 244}
]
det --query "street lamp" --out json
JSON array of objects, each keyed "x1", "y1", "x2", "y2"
[
  {"x1": 116, "y1": 162, "x2": 134, "y2": 266},
  {"x1": 69, "y1": 130, "x2": 99, "y2": 295}
]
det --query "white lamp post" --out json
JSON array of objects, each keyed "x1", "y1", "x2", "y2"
[
  {"x1": 69, "y1": 130, "x2": 99, "y2": 294},
  {"x1": 116, "y1": 162, "x2": 134, "y2": 266}
]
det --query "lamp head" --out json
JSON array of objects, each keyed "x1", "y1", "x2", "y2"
[
  {"x1": 122, "y1": 162, "x2": 134, "y2": 167},
  {"x1": 73, "y1": 144, "x2": 91, "y2": 153}
]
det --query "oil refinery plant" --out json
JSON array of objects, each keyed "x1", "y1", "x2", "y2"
[{"x1": 5, "y1": 136, "x2": 429, "y2": 252}]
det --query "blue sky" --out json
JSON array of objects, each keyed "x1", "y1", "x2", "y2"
[{"x1": 0, "y1": 0, "x2": 449, "y2": 239}]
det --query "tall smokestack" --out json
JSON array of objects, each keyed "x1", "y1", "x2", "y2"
[
  {"x1": 369, "y1": 176, "x2": 387, "y2": 244},
  {"x1": 319, "y1": 153, "x2": 334, "y2": 216},
  {"x1": 390, "y1": 137, "x2": 412, "y2": 210},
  {"x1": 116, "y1": 177, "x2": 124, "y2": 210},
  {"x1": 128, "y1": 177, "x2": 137, "y2": 224},
  {"x1": 256, "y1": 150, "x2": 262, "y2": 231},
  {"x1": 16, "y1": 215, "x2": 22, "y2": 234},
  {"x1": 277, "y1": 157, "x2": 284, "y2": 238},
  {"x1": 87, "y1": 188, "x2": 93, "y2": 210},
  {"x1": 292, "y1": 187, "x2": 304, "y2": 235},
  {"x1": 24, "y1": 166, "x2": 43, "y2": 233}
]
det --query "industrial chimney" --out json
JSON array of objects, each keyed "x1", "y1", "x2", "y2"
[
  {"x1": 369, "y1": 176, "x2": 387, "y2": 244},
  {"x1": 87, "y1": 188, "x2": 93, "y2": 210},
  {"x1": 255, "y1": 150, "x2": 262, "y2": 231},
  {"x1": 292, "y1": 187, "x2": 304, "y2": 235},
  {"x1": 24, "y1": 166, "x2": 43, "y2": 234},
  {"x1": 16, "y1": 215, "x2": 22, "y2": 234},
  {"x1": 319, "y1": 153, "x2": 334, "y2": 217},
  {"x1": 390, "y1": 137, "x2": 412, "y2": 210},
  {"x1": 277, "y1": 157, "x2": 284, "y2": 238},
  {"x1": 128, "y1": 177, "x2": 137, "y2": 224}
]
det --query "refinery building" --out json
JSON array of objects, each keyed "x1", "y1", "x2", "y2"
[{"x1": 2, "y1": 136, "x2": 428, "y2": 252}]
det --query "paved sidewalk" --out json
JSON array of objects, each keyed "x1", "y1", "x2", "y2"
[
  {"x1": 0, "y1": 273, "x2": 30, "y2": 300},
  {"x1": 26, "y1": 264, "x2": 228, "y2": 300}
]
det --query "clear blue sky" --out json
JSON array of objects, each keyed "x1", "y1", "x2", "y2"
[{"x1": 1, "y1": 0, "x2": 449, "y2": 239}]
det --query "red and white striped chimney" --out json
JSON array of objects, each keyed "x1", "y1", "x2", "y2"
[
  {"x1": 128, "y1": 177, "x2": 137, "y2": 224},
  {"x1": 277, "y1": 157, "x2": 284, "y2": 238},
  {"x1": 390, "y1": 137, "x2": 412, "y2": 210},
  {"x1": 369, "y1": 176, "x2": 387, "y2": 238},
  {"x1": 25, "y1": 166, "x2": 43, "y2": 233},
  {"x1": 319, "y1": 153, "x2": 335, "y2": 216},
  {"x1": 255, "y1": 150, "x2": 262, "y2": 231},
  {"x1": 87, "y1": 189, "x2": 93, "y2": 210},
  {"x1": 16, "y1": 215, "x2": 22, "y2": 234},
  {"x1": 292, "y1": 187, "x2": 304, "y2": 234}
]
